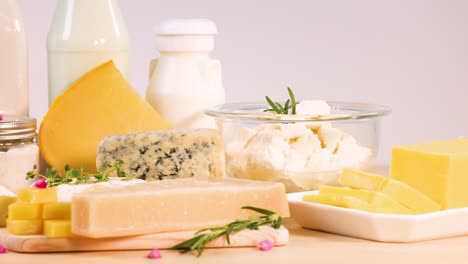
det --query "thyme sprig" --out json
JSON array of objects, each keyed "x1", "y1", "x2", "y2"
[
  {"x1": 172, "y1": 206, "x2": 282, "y2": 257},
  {"x1": 264, "y1": 87, "x2": 299, "y2": 114},
  {"x1": 26, "y1": 161, "x2": 134, "y2": 187}
]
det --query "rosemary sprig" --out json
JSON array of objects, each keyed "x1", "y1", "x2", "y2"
[
  {"x1": 172, "y1": 206, "x2": 282, "y2": 257},
  {"x1": 264, "y1": 87, "x2": 299, "y2": 114},
  {"x1": 25, "y1": 161, "x2": 134, "y2": 187}
]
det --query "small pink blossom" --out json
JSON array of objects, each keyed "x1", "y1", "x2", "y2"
[
  {"x1": 34, "y1": 178, "x2": 48, "y2": 189},
  {"x1": 258, "y1": 240, "x2": 274, "y2": 251},
  {"x1": 0, "y1": 114, "x2": 3, "y2": 121},
  {"x1": 0, "y1": 245, "x2": 6, "y2": 253},
  {"x1": 147, "y1": 248, "x2": 161, "y2": 259}
]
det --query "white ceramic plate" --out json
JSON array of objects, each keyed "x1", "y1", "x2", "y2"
[{"x1": 287, "y1": 191, "x2": 468, "y2": 242}]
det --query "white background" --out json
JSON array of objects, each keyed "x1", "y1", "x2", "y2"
[{"x1": 20, "y1": 0, "x2": 468, "y2": 163}]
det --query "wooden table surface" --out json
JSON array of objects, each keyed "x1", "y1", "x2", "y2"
[{"x1": 1, "y1": 218, "x2": 468, "y2": 264}]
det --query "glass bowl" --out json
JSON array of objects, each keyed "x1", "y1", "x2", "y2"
[{"x1": 206, "y1": 101, "x2": 391, "y2": 192}]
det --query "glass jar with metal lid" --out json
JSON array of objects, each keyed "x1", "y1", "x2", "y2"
[{"x1": 0, "y1": 116, "x2": 39, "y2": 193}]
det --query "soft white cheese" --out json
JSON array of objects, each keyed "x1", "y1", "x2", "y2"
[
  {"x1": 0, "y1": 185, "x2": 16, "y2": 197},
  {"x1": 225, "y1": 123, "x2": 372, "y2": 192},
  {"x1": 57, "y1": 179, "x2": 145, "y2": 202},
  {"x1": 295, "y1": 100, "x2": 331, "y2": 116}
]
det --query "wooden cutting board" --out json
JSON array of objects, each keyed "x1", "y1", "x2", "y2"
[{"x1": 0, "y1": 226, "x2": 288, "y2": 253}]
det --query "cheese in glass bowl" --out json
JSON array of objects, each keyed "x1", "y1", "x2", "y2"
[{"x1": 205, "y1": 100, "x2": 390, "y2": 192}]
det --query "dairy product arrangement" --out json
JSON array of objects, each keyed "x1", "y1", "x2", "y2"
[{"x1": 0, "y1": 0, "x2": 466, "y2": 261}]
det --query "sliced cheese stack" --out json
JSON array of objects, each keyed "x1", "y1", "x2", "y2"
[
  {"x1": 96, "y1": 129, "x2": 224, "y2": 180},
  {"x1": 7, "y1": 187, "x2": 73, "y2": 238},
  {"x1": 72, "y1": 178, "x2": 290, "y2": 238},
  {"x1": 40, "y1": 61, "x2": 171, "y2": 174}
]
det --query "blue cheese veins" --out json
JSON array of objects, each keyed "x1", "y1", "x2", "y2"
[{"x1": 96, "y1": 129, "x2": 225, "y2": 180}]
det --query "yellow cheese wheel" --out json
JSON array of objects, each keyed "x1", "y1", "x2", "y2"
[{"x1": 40, "y1": 61, "x2": 171, "y2": 173}]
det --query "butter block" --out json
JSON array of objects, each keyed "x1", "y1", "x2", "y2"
[
  {"x1": 43, "y1": 202, "x2": 71, "y2": 220},
  {"x1": 8, "y1": 203, "x2": 42, "y2": 220},
  {"x1": 17, "y1": 187, "x2": 57, "y2": 204},
  {"x1": 340, "y1": 169, "x2": 440, "y2": 213},
  {"x1": 0, "y1": 196, "x2": 17, "y2": 227},
  {"x1": 96, "y1": 129, "x2": 225, "y2": 180},
  {"x1": 391, "y1": 138, "x2": 468, "y2": 209},
  {"x1": 44, "y1": 220, "x2": 72, "y2": 238},
  {"x1": 319, "y1": 186, "x2": 414, "y2": 214},
  {"x1": 7, "y1": 219, "x2": 43, "y2": 235},
  {"x1": 303, "y1": 193, "x2": 373, "y2": 212},
  {"x1": 72, "y1": 178, "x2": 290, "y2": 238}
]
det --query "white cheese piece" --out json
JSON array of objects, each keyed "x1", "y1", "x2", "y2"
[
  {"x1": 295, "y1": 100, "x2": 331, "y2": 116},
  {"x1": 317, "y1": 125, "x2": 343, "y2": 153},
  {"x1": 0, "y1": 185, "x2": 16, "y2": 197},
  {"x1": 96, "y1": 129, "x2": 225, "y2": 181}
]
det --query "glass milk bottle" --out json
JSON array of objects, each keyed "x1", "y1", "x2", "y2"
[
  {"x1": 146, "y1": 19, "x2": 225, "y2": 129},
  {"x1": 0, "y1": 0, "x2": 28, "y2": 116},
  {"x1": 47, "y1": 0, "x2": 129, "y2": 105}
]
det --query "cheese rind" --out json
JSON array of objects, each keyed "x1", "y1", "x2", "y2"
[
  {"x1": 391, "y1": 138, "x2": 468, "y2": 209},
  {"x1": 39, "y1": 61, "x2": 171, "y2": 174},
  {"x1": 96, "y1": 129, "x2": 225, "y2": 180},
  {"x1": 72, "y1": 178, "x2": 289, "y2": 238}
]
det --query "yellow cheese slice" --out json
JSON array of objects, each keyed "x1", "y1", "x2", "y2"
[
  {"x1": 319, "y1": 186, "x2": 414, "y2": 214},
  {"x1": 339, "y1": 168, "x2": 440, "y2": 213},
  {"x1": 303, "y1": 193, "x2": 373, "y2": 212},
  {"x1": 39, "y1": 61, "x2": 171, "y2": 173}
]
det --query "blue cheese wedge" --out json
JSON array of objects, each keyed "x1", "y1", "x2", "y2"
[{"x1": 96, "y1": 129, "x2": 225, "y2": 180}]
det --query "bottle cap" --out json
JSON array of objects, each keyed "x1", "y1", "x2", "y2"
[
  {"x1": 155, "y1": 19, "x2": 218, "y2": 52},
  {"x1": 0, "y1": 116, "x2": 37, "y2": 142}
]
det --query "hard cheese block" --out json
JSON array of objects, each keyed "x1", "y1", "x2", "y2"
[
  {"x1": 96, "y1": 129, "x2": 225, "y2": 180},
  {"x1": 0, "y1": 196, "x2": 16, "y2": 227},
  {"x1": 340, "y1": 169, "x2": 440, "y2": 213},
  {"x1": 72, "y1": 178, "x2": 290, "y2": 238},
  {"x1": 39, "y1": 61, "x2": 171, "y2": 174},
  {"x1": 319, "y1": 186, "x2": 414, "y2": 214},
  {"x1": 391, "y1": 138, "x2": 468, "y2": 209}
]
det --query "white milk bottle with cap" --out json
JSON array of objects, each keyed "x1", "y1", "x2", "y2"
[
  {"x1": 146, "y1": 19, "x2": 225, "y2": 128},
  {"x1": 47, "y1": 0, "x2": 129, "y2": 105},
  {"x1": 0, "y1": 0, "x2": 28, "y2": 116}
]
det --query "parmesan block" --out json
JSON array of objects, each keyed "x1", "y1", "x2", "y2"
[
  {"x1": 96, "y1": 129, "x2": 225, "y2": 180},
  {"x1": 72, "y1": 178, "x2": 289, "y2": 238}
]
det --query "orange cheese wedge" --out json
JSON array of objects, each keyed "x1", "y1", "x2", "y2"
[{"x1": 39, "y1": 61, "x2": 171, "y2": 173}]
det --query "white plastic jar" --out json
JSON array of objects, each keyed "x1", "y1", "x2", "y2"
[
  {"x1": 0, "y1": 116, "x2": 39, "y2": 193},
  {"x1": 146, "y1": 19, "x2": 225, "y2": 129}
]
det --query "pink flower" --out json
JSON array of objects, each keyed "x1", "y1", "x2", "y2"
[
  {"x1": 34, "y1": 178, "x2": 48, "y2": 189},
  {"x1": 0, "y1": 245, "x2": 6, "y2": 253},
  {"x1": 258, "y1": 240, "x2": 274, "y2": 251},
  {"x1": 0, "y1": 114, "x2": 3, "y2": 121},
  {"x1": 147, "y1": 248, "x2": 161, "y2": 259}
]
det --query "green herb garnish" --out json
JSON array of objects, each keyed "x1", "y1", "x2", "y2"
[
  {"x1": 265, "y1": 87, "x2": 298, "y2": 114},
  {"x1": 172, "y1": 206, "x2": 282, "y2": 257},
  {"x1": 26, "y1": 161, "x2": 134, "y2": 187}
]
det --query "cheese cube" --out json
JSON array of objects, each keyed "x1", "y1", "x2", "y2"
[
  {"x1": 8, "y1": 203, "x2": 42, "y2": 220},
  {"x1": 303, "y1": 193, "x2": 373, "y2": 212},
  {"x1": 44, "y1": 220, "x2": 72, "y2": 238},
  {"x1": 391, "y1": 138, "x2": 468, "y2": 209},
  {"x1": 17, "y1": 187, "x2": 57, "y2": 204},
  {"x1": 7, "y1": 219, "x2": 43, "y2": 235},
  {"x1": 319, "y1": 186, "x2": 414, "y2": 214},
  {"x1": 96, "y1": 129, "x2": 225, "y2": 180},
  {"x1": 0, "y1": 196, "x2": 17, "y2": 227},
  {"x1": 43, "y1": 202, "x2": 71, "y2": 220},
  {"x1": 72, "y1": 178, "x2": 289, "y2": 238},
  {"x1": 340, "y1": 169, "x2": 440, "y2": 213}
]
